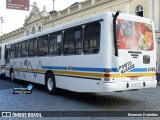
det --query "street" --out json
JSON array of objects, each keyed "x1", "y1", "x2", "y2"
[{"x1": 0, "y1": 77, "x2": 160, "y2": 120}]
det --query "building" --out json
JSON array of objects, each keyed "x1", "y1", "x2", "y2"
[{"x1": 0, "y1": 0, "x2": 160, "y2": 43}]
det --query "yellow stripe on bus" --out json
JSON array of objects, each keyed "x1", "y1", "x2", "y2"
[
  {"x1": 53, "y1": 70, "x2": 104, "y2": 78},
  {"x1": 109, "y1": 73, "x2": 156, "y2": 78},
  {"x1": 12, "y1": 68, "x2": 155, "y2": 78},
  {"x1": 13, "y1": 68, "x2": 46, "y2": 73}
]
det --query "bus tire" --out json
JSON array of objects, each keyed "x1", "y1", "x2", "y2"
[
  {"x1": 10, "y1": 70, "x2": 15, "y2": 83},
  {"x1": 45, "y1": 73, "x2": 58, "y2": 95}
]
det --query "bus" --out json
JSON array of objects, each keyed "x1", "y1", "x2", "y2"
[
  {"x1": 0, "y1": 44, "x2": 6, "y2": 76},
  {"x1": 5, "y1": 12, "x2": 157, "y2": 94}
]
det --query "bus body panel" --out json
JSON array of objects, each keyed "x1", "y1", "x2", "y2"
[{"x1": 4, "y1": 12, "x2": 157, "y2": 93}]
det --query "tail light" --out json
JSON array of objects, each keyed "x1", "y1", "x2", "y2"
[{"x1": 104, "y1": 69, "x2": 110, "y2": 77}]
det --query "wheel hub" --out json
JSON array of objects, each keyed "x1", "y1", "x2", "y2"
[{"x1": 47, "y1": 78, "x2": 53, "y2": 91}]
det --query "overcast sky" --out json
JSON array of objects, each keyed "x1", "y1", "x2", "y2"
[{"x1": 0, "y1": 0, "x2": 84, "y2": 35}]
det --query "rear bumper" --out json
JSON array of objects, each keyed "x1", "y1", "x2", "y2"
[{"x1": 103, "y1": 80, "x2": 157, "y2": 92}]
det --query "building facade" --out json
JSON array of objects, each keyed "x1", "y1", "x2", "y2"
[{"x1": 0, "y1": 0, "x2": 160, "y2": 43}]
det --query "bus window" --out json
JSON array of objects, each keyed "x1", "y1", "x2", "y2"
[
  {"x1": 0, "y1": 47, "x2": 1, "y2": 59},
  {"x1": 37, "y1": 35, "x2": 48, "y2": 56},
  {"x1": 33, "y1": 38, "x2": 37, "y2": 55},
  {"x1": 16, "y1": 43, "x2": 21, "y2": 58},
  {"x1": 5, "y1": 45, "x2": 10, "y2": 63},
  {"x1": 21, "y1": 42, "x2": 25, "y2": 57},
  {"x1": 64, "y1": 27, "x2": 82, "y2": 55},
  {"x1": 11, "y1": 44, "x2": 16, "y2": 58},
  {"x1": 15, "y1": 43, "x2": 21, "y2": 58},
  {"x1": 49, "y1": 33, "x2": 62, "y2": 56},
  {"x1": 84, "y1": 22, "x2": 100, "y2": 54},
  {"x1": 21, "y1": 41, "x2": 28, "y2": 57},
  {"x1": 117, "y1": 19, "x2": 154, "y2": 51},
  {"x1": 29, "y1": 38, "x2": 37, "y2": 57},
  {"x1": 15, "y1": 44, "x2": 18, "y2": 58}
]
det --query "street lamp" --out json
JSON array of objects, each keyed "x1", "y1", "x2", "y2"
[
  {"x1": 0, "y1": 17, "x2": 4, "y2": 36},
  {"x1": 53, "y1": 0, "x2": 55, "y2": 26}
]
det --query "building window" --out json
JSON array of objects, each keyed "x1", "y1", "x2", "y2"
[
  {"x1": 38, "y1": 25, "x2": 42, "y2": 32},
  {"x1": 26, "y1": 30, "x2": 29, "y2": 36},
  {"x1": 32, "y1": 26, "x2": 36, "y2": 34},
  {"x1": 135, "y1": 5, "x2": 143, "y2": 17}
]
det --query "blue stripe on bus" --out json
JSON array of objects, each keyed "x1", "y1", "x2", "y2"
[
  {"x1": 73, "y1": 67, "x2": 105, "y2": 72},
  {"x1": 129, "y1": 68, "x2": 148, "y2": 72},
  {"x1": 108, "y1": 68, "x2": 148, "y2": 72},
  {"x1": 42, "y1": 66, "x2": 67, "y2": 70},
  {"x1": 108, "y1": 68, "x2": 119, "y2": 72},
  {"x1": 41, "y1": 66, "x2": 148, "y2": 73},
  {"x1": 11, "y1": 60, "x2": 148, "y2": 73}
]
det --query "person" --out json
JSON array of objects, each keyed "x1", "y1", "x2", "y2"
[{"x1": 139, "y1": 25, "x2": 153, "y2": 51}]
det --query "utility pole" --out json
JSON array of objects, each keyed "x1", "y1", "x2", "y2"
[
  {"x1": 53, "y1": 0, "x2": 55, "y2": 26},
  {"x1": 0, "y1": 17, "x2": 4, "y2": 36}
]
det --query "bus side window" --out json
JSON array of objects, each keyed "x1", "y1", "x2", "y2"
[
  {"x1": 15, "y1": 43, "x2": 21, "y2": 58},
  {"x1": 11, "y1": 44, "x2": 15, "y2": 58},
  {"x1": 5, "y1": 45, "x2": 10, "y2": 63},
  {"x1": 49, "y1": 33, "x2": 62, "y2": 56},
  {"x1": 84, "y1": 22, "x2": 101, "y2": 54},
  {"x1": 64, "y1": 27, "x2": 82, "y2": 55},
  {"x1": 25, "y1": 41, "x2": 29, "y2": 57},
  {"x1": 21, "y1": 42, "x2": 25, "y2": 57},
  {"x1": 0, "y1": 47, "x2": 1, "y2": 59},
  {"x1": 21, "y1": 41, "x2": 28, "y2": 57},
  {"x1": 33, "y1": 38, "x2": 37, "y2": 56},
  {"x1": 15, "y1": 44, "x2": 18, "y2": 58},
  {"x1": 37, "y1": 35, "x2": 49, "y2": 56},
  {"x1": 29, "y1": 38, "x2": 37, "y2": 57}
]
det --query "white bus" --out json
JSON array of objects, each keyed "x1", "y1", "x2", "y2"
[
  {"x1": 5, "y1": 12, "x2": 157, "y2": 94},
  {"x1": 0, "y1": 44, "x2": 6, "y2": 76}
]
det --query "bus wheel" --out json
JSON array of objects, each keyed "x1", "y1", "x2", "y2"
[
  {"x1": 10, "y1": 70, "x2": 15, "y2": 82},
  {"x1": 45, "y1": 73, "x2": 57, "y2": 95}
]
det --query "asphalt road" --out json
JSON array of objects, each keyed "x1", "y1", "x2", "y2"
[{"x1": 0, "y1": 77, "x2": 160, "y2": 120}]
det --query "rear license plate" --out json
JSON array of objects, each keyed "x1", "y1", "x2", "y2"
[
  {"x1": 130, "y1": 77, "x2": 138, "y2": 80},
  {"x1": 130, "y1": 82, "x2": 141, "y2": 87}
]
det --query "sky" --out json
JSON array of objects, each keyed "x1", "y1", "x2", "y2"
[{"x1": 0, "y1": 0, "x2": 84, "y2": 35}]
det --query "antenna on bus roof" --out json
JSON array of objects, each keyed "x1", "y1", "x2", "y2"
[{"x1": 113, "y1": 11, "x2": 121, "y2": 57}]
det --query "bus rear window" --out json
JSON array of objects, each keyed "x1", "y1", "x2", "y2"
[{"x1": 117, "y1": 19, "x2": 154, "y2": 51}]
